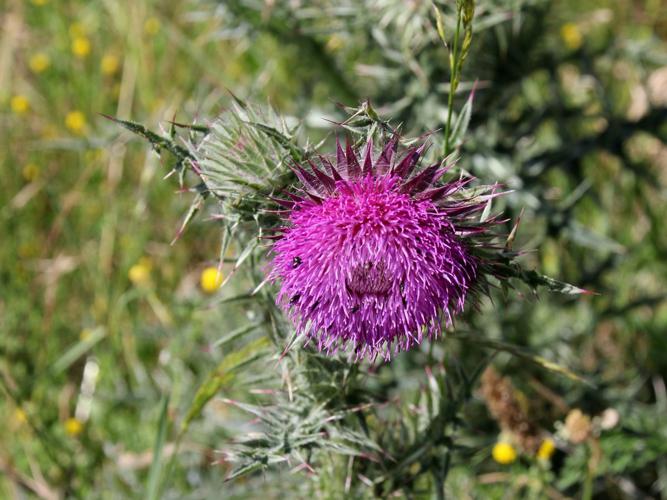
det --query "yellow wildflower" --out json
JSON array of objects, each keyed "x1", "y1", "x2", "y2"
[
  {"x1": 31, "y1": 0, "x2": 49, "y2": 5},
  {"x1": 69, "y1": 22, "x2": 86, "y2": 38},
  {"x1": 22, "y1": 163, "x2": 40, "y2": 182},
  {"x1": 129, "y1": 258, "x2": 152, "y2": 286},
  {"x1": 65, "y1": 111, "x2": 86, "y2": 134},
  {"x1": 39, "y1": 126, "x2": 57, "y2": 141},
  {"x1": 79, "y1": 328, "x2": 93, "y2": 341},
  {"x1": 101, "y1": 53, "x2": 120, "y2": 76},
  {"x1": 93, "y1": 295, "x2": 108, "y2": 317},
  {"x1": 537, "y1": 438, "x2": 556, "y2": 461},
  {"x1": 200, "y1": 267, "x2": 224, "y2": 293},
  {"x1": 72, "y1": 36, "x2": 91, "y2": 58},
  {"x1": 326, "y1": 35, "x2": 344, "y2": 52},
  {"x1": 144, "y1": 17, "x2": 161, "y2": 36},
  {"x1": 492, "y1": 442, "x2": 517, "y2": 465},
  {"x1": 64, "y1": 417, "x2": 83, "y2": 437},
  {"x1": 84, "y1": 148, "x2": 103, "y2": 163},
  {"x1": 560, "y1": 23, "x2": 583, "y2": 51},
  {"x1": 29, "y1": 52, "x2": 50, "y2": 73},
  {"x1": 18, "y1": 242, "x2": 39, "y2": 259},
  {"x1": 10, "y1": 95, "x2": 30, "y2": 115},
  {"x1": 14, "y1": 408, "x2": 28, "y2": 425}
]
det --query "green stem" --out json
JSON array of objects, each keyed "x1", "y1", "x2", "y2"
[
  {"x1": 160, "y1": 430, "x2": 184, "y2": 495},
  {"x1": 444, "y1": 8, "x2": 463, "y2": 156},
  {"x1": 434, "y1": 468, "x2": 445, "y2": 500},
  {"x1": 582, "y1": 444, "x2": 594, "y2": 500}
]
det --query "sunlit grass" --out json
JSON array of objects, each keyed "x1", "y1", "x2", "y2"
[{"x1": 0, "y1": 1, "x2": 248, "y2": 495}]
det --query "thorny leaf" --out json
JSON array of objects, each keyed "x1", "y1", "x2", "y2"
[{"x1": 180, "y1": 337, "x2": 271, "y2": 434}]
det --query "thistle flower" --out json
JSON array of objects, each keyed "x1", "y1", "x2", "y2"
[{"x1": 270, "y1": 136, "x2": 503, "y2": 360}]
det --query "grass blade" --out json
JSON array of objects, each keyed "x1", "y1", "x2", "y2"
[
  {"x1": 146, "y1": 395, "x2": 170, "y2": 500},
  {"x1": 52, "y1": 327, "x2": 106, "y2": 375}
]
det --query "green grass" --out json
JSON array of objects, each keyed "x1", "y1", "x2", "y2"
[{"x1": 0, "y1": 1, "x2": 249, "y2": 495}]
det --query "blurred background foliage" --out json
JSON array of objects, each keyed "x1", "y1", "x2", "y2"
[{"x1": 1, "y1": 0, "x2": 667, "y2": 498}]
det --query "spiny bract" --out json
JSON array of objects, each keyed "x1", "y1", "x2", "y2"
[{"x1": 270, "y1": 136, "x2": 500, "y2": 360}]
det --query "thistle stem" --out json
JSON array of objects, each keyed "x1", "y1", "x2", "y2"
[{"x1": 444, "y1": 7, "x2": 463, "y2": 156}]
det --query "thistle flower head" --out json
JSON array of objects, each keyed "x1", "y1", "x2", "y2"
[{"x1": 271, "y1": 136, "x2": 500, "y2": 360}]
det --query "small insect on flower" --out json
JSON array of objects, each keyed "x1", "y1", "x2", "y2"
[
  {"x1": 492, "y1": 442, "x2": 517, "y2": 464},
  {"x1": 270, "y1": 136, "x2": 503, "y2": 360}
]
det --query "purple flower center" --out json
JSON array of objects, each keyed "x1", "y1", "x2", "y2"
[{"x1": 347, "y1": 261, "x2": 393, "y2": 297}]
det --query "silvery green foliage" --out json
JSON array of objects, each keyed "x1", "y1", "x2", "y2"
[{"x1": 197, "y1": 101, "x2": 304, "y2": 202}]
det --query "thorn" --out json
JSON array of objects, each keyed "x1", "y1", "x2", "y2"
[
  {"x1": 98, "y1": 112, "x2": 119, "y2": 122},
  {"x1": 345, "y1": 136, "x2": 361, "y2": 178},
  {"x1": 505, "y1": 207, "x2": 525, "y2": 251},
  {"x1": 362, "y1": 136, "x2": 374, "y2": 175}
]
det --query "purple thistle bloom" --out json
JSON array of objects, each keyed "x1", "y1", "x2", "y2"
[{"x1": 270, "y1": 136, "x2": 499, "y2": 360}]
